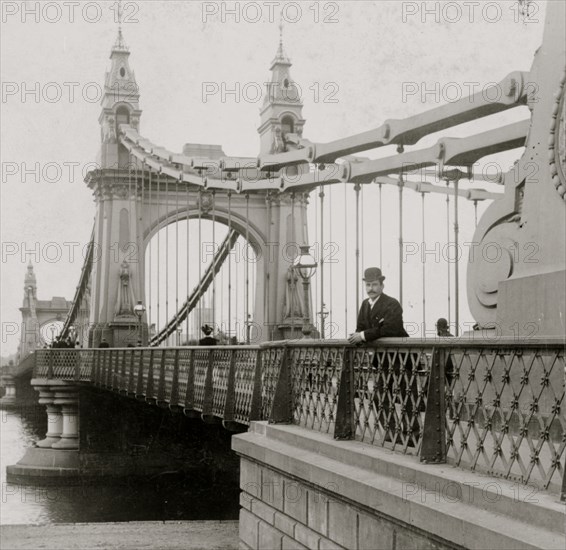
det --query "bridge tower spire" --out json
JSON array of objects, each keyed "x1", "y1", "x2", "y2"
[
  {"x1": 258, "y1": 20, "x2": 305, "y2": 155},
  {"x1": 98, "y1": 22, "x2": 141, "y2": 169},
  {"x1": 256, "y1": 26, "x2": 315, "y2": 338},
  {"x1": 19, "y1": 262, "x2": 40, "y2": 359}
]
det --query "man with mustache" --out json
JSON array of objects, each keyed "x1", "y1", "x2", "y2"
[
  {"x1": 348, "y1": 268, "x2": 417, "y2": 446},
  {"x1": 348, "y1": 267, "x2": 408, "y2": 344}
]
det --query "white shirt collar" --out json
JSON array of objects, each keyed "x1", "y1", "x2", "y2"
[{"x1": 368, "y1": 295, "x2": 381, "y2": 308}]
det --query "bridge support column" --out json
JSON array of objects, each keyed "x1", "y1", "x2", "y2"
[
  {"x1": 32, "y1": 381, "x2": 79, "y2": 450},
  {"x1": 51, "y1": 388, "x2": 79, "y2": 450},
  {"x1": 0, "y1": 374, "x2": 17, "y2": 406},
  {"x1": 34, "y1": 385, "x2": 63, "y2": 448}
]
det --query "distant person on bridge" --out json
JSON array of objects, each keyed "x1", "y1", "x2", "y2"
[
  {"x1": 436, "y1": 318, "x2": 453, "y2": 337},
  {"x1": 348, "y1": 267, "x2": 417, "y2": 443},
  {"x1": 99, "y1": 338, "x2": 110, "y2": 348},
  {"x1": 199, "y1": 325, "x2": 218, "y2": 346}
]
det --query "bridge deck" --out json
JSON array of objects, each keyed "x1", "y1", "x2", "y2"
[{"x1": 32, "y1": 337, "x2": 566, "y2": 499}]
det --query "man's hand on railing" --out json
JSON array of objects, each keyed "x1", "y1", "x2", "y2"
[{"x1": 348, "y1": 332, "x2": 364, "y2": 345}]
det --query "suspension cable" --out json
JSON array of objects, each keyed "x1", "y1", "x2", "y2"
[
  {"x1": 421, "y1": 191, "x2": 426, "y2": 335},
  {"x1": 228, "y1": 190, "x2": 232, "y2": 340},
  {"x1": 235, "y1": 234, "x2": 239, "y2": 342},
  {"x1": 319, "y1": 185, "x2": 325, "y2": 338},
  {"x1": 343, "y1": 184, "x2": 348, "y2": 337},
  {"x1": 291, "y1": 192, "x2": 297, "y2": 339},
  {"x1": 361, "y1": 184, "x2": 364, "y2": 286},
  {"x1": 454, "y1": 177, "x2": 460, "y2": 336},
  {"x1": 137, "y1": 158, "x2": 143, "y2": 321},
  {"x1": 212, "y1": 190, "x2": 216, "y2": 329},
  {"x1": 156, "y1": 170, "x2": 161, "y2": 333},
  {"x1": 445, "y1": 179, "x2": 451, "y2": 326},
  {"x1": 175, "y1": 178, "x2": 179, "y2": 343},
  {"x1": 198, "y1": 189, "x2": 202, "y2": 332},
  {"x1": 328, "y1": 185, "x2": 333, "y2": 333},
  {"x1": 190, "y1": 183, "x2": 191, "y2": 344},
  {"x1": 354, "y1": 182, "x2": 361, "y2": 314},
  {"x1": 379, "y1": 182, "x2": 383, "y2": 267},
  {"x1": 165, "y1": 175, "x2": 169, "y2": 334},
  {"x1": 313, "y1": 186, "x2": 318, "y2": 333},
  {"x1": 245, "y1": 193, "x2": 250, "y2": 344},
  {"x1": 266, "y1": 192, "x2": 272, "y2": 341},
  {"x1": 147, "y1": 164, "x2": 152, "y2": 333},
  {"x1": 398, "y1": 171, "x2": 404, "y2": 308}
]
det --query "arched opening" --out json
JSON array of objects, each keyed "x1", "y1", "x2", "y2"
[
  {"x1": 144, "y1": 217, "x2": 260, "y2": 346},
  {"x1": 115, "y1": 105, "x2": 130, "y2": 168},
  {"x1": 281, "y1": 115, "x2": 294, "y2": 139}
]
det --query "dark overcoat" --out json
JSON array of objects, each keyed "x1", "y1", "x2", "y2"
[{"x1": 356, "y1": 293, "x2": 409, "y2": 341}]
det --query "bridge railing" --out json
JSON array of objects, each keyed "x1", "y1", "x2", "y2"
[
  {"x1": 35, "y1": 346, "x2": 264, "y2": 429},
  {"x1": 269, "y1": 338, "x2": 566, "y2": 498},
  {"x1": 34, "y1": 338, "x2": 565, "y2": 497}
]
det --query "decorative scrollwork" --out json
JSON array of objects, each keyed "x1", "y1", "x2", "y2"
[{"x1": 550, "y1": 69, "x2": 566, "y2": 200}]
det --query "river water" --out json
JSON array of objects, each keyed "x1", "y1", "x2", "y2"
[{"x1": 0, "y1": 407, "x2": 240, "y2": 524}]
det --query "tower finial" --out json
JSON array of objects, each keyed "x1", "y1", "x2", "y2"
[
  {"x1": 275, "y1": 10, "x2": 288, "y2": 62},
  {"x1": 112, "y1": 0, "x2": 128, "y2": 52},
  {"x1": 117, "y1": 0, "x2": 123, "y2": 32}
]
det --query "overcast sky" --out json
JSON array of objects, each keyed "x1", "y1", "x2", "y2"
[{"x1": 1, "y1": 1, "x2": 547, "y2": 354}]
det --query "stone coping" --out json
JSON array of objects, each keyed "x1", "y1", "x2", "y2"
[{"x1": 233, "y1": 422, "x2": 565, "y2": 550}]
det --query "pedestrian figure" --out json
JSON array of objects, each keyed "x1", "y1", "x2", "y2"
[
  {"x1": 199, "y1": 325, "x2": 218, "y2": 346},
  {"x1": 436, "y1": 318, "x2": 453, "y2": 337}
]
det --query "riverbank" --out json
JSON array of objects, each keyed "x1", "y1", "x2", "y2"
[{"x1": 1, "y1": 520, "x2": 239, "y2": 549}]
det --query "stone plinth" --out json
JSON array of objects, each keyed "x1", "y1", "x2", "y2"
[
  {"x1": 233, "y1": 422, "x2": 565, "y2": 550},
  {"x1": 0, "y1": 376, "x2": 17, "y2": 406},
  {"x1": 497, "y1": 270, "x2": 566, "y2": 337}
]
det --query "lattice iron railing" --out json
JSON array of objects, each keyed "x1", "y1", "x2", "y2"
[
  {"x1": 34, "y1": 338, "x2": 565, "y2": 498},
  {"x1": 267, "y1": 339, "x2": 565, "y2": 498},
  {"x1": 445, "y1": 343, "x2": 565, "y2": 493}
]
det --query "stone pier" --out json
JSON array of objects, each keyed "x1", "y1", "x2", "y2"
[
  {"x1": 0, "y1": 373, "x2": 17, "y2": 406},
  {"x1": 233, "y1": 422, "x2": 565, "y2": 550}
]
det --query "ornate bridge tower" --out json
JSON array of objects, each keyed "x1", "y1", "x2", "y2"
[
  {"x1": 18, "y1": 263, "x2": 71, "y2": 359},
  {"x1": 86, "y1": 31, "x2": 314, "y2": 346},
  {"x1": 87, "y1": 29, "x2": 144, "y2": 347}
]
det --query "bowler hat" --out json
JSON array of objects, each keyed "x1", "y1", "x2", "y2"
[
  {"x1": 363, "y1": 267, "x2": 385, "y2": 282},
  {"x1": 201, "y1": 324, "x2": 213, "y2": 335}
]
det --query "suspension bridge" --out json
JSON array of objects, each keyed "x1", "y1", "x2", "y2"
[{"x1": 2, "y1": 2, "x2": 565, "y2": 549}]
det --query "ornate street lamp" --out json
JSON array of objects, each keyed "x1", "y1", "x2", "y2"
[
  {"x1": 176, "y1": 326, "x2": 183, "y2": 346},
  {"x1": 133, "y1": 301, "x2": 146, "y2": 347},
  {"x1": 293, "y1": 245, "x2": 317, "y2": 338}
]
